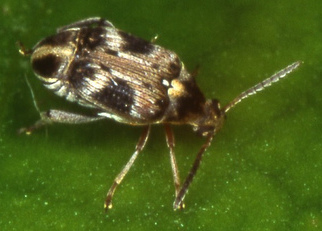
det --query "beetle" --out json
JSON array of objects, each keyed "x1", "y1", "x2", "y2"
[{"x1": 18, "y1": 17, "x2": 301, "y2": 210}]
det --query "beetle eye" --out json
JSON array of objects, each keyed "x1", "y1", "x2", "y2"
[{"x1": 32, "y1": 54, "x2": 62, "y2": 78}]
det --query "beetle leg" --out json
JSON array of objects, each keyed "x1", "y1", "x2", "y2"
[
  {"x1": 164, "y1": 124, "x2": 184, "y2": 209},
  {"x1": 104, "y1": 125, "x2": 150, "y2": 210},
  {"x1": 18, "y1": 109, "x2": 104, "y2": 135},
  {"x1": 173, "y1": 133, "x2": 214, "y2": 210}
]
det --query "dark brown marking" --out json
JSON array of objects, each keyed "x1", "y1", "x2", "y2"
[
  {"x1": 78, "y1": 27, "x2": 106, "y2": 53},
  {"x1": 32, "y1": 54, "x2": 62, "y2": 78},
  {"x1": 99, "y1": 63, "x2": 111, "y2": 73},
  {"x1": 150, "y1": 98, "x2": 169, "y2": 120},
  {"x1": 142, "y1": 82, "x2": 153, "y2": 90},
  {"x1": 106, "y1": 49, "x2": 118, "y2": 56},
  {"x1": 175, "y1": 80, "x2": 206, "y2": 118},
  {"x1": 68, "y1": 60, "x2": 95, "y2": 88},
  {"x1": 36, "y1": 31, "x2": 75, "y2": 47},
  {"x1": 151, "y1": 63, "x2": 160, "y2": 69},
  {"x1": 118, "y1": 31, "x2": 154, "y2": 54},
  {"x1": 165, "y1": 79, "x2": 206, "y2": 122},
  {"x1": 93, "y1": 78, "x2": 134, "y2": 114},
  {"x1": 169, "y1": 57, "x2": 181, "y2": 77}
]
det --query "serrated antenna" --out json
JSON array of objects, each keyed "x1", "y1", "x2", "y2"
[{"x1": 223, "y1": 61, "x2": 302, "y2": 114}]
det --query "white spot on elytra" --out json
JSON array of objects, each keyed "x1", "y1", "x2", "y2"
[{"x1": 162, "y1": 79, "x2": 170, "y2": 87}]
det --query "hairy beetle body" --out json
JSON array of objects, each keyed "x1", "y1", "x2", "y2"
[
  {"x1": 30, "y1": 18, "x2": 215, "y2": 131},
  {"x1": 19, "y1": 17, "x2": 301, "y2": 210}
]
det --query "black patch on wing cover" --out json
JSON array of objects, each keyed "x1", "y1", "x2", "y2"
[
  {"x1": 106, "y1": 49, "x2": 118, "y2": 56},
  {"x1": 99, "y1": 63, "x2": 111, "y2": 73},
  {"x1": 77, "y1": 27, "x2": 106, "y2": 53},
  {"x1": 68, "y1": 60, "x2": 95, "y2": 88},
  {"x1": 118, "y1": 31, "x2": 154, "y2": 54},
  {"x1": 92, "y1": 78, "x2": 134, "y2": 114},
  {"x1": 36, "y1": 31, "x2": 75, "y2": 47}
]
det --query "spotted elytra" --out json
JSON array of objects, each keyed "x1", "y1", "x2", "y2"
[{"x1": 18, "y1": 17, "x2": 302, "y2": 210}]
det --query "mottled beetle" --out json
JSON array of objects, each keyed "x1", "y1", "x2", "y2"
[{"x1": 19, "y1": 17, "x2": 301, "y2": 210}]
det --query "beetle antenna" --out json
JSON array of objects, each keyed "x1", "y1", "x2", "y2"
[
  {"x1": 223, "y1": 61, "x2": 302, "y2": 113},
  {"x1": 17, "y1": 41, "x2": 33, "y2": 56},
  {"x1": 24, "y1": 74, "x2": 41, "y2": 114},
  {"x1": 17, "y1": 75, "x2": 47, "y2": 136}
]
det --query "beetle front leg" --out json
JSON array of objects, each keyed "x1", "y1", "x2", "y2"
[
  {"x1": 173, "y1": 134, "x2": 214, "y2": 210},
  {"x1": 164, "y1": 124, "x2": 185, "y2": 209},
  {"x1": 18, "y1": 109, "x2": 104, "y2": 135}
]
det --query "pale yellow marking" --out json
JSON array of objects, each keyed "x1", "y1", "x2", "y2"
[
  {"x1": 32, "y1": 45, "x2": 74, "y2": 60},
  {"x1": 168, "y1": 79, "x2": 186, "y2": 97}
]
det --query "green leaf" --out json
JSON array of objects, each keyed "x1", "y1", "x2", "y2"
[{"x1": 1, "y1": 1, "x2": 321, "y2": 230}]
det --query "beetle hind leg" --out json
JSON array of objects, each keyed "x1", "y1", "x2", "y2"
[
  {"x1": 18, "y1": 109, "x2": 104, "y2": 135},
  {"x1": 104, "y1": 125, "x2": 150, "y2": 210}
]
